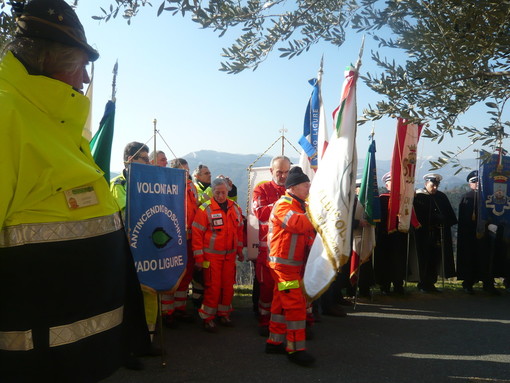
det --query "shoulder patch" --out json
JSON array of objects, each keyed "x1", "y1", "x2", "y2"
[
  {"x1": 281, "y1": 196, "x2": 292, "y2": 204},
  {"x1": 199, "y1": 200, "x2": 212, "y2": 211}
]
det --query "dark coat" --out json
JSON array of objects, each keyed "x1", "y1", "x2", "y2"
[
  {"x1": 457, "y1": 189, "x2": 486, "y2": 281},
  {"x1": 374, "y1": 194, "x2": 408, "y2": 285},
  {"x1": 414, "y1": 189, "x2": 458, "y2": 280}
]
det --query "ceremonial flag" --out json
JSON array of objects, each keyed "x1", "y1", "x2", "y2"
[
  {"x1": 90, "y1": 100, "x2": 115, "y2": 182},
  {"x1": 359, "y1": 139, "x2": 381, "y2": 227},
  {"x1": 127, "y1": 163, "x2": 187, "y2": 291},
  {"x1": 299, "y1": 58, "x2": 328, "y2": 180},
  {"x1": 350, "y1": 139, "x2": 380, "y2": 285},
  {"x1": 303, "y1": 64, "x2": 359, "y2": 300},
  {"x1": 477, "y1": 150, "x2": 510, "y2": 239},
  {"x1": 388, "y1": 118, "x2": 422, "y2": 233}
]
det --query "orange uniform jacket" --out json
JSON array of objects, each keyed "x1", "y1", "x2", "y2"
[
  {"x1": 192, "y1": 198, "x2": 244, "y2": 263},
  {"x1": 268, "y1": 193, "x2": 316, "y2": 277},
  {"x1": 252, "y1": 180, "x2": 286, "y2": 261},
  {"x1": 186, "y1": 178, "x2": 199, "y2": 235}
]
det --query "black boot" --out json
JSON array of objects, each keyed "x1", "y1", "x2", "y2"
[{"x1": 288, "y1": 350, "x2": 316, "y2": 367}]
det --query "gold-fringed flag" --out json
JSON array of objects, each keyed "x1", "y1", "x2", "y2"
[
  {"x1": 388, "y1": 118, "x2": 422, "y2": 233},
  {"x1": 303, "y1": 60, "x2": 360, "y2": 300}
]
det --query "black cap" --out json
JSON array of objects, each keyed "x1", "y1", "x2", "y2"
[
  {"x1": 467, "y1": 170, "x2": 478, "y2": 183},
  {"x1": 15, "y1": 0, "x2": 99, "y2": 61},
  {"x1": 285, "y1": 166, "x2": 310, "y2": 188}
]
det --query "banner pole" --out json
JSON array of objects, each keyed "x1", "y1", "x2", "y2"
[
  {"x1": 153, "y1": 119, "x2": 158, "y2": 166},
  {"x1": 157, "y1": 292, "x2": 167, "y2": 367},
  {"x1": 353, "y1": 225, "x2": 365, "y2": 311},
  {"x1": 405, "y1": 231, "x2": 410, "y2": 288},
  {"x1": 439, "y1": 224, "x2": 445, "y2": 289}
]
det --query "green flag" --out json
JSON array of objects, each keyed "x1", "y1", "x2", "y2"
[
  {"x1": 359, "y1": 139, "x2": 381, "y2": 224},
  {"x1": 90, "y1": 100, "x2": 115, "y2": 182}
]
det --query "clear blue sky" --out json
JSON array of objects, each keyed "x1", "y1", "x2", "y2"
[{"x1": 75, "y1": 2, "x2": 507, "y2": 173}]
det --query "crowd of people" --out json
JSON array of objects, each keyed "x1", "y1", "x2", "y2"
[
  {"x1": 369, "y1": 171, "x2": 509, "y2": 297},
  {"x1": 1, "y1": 0, "x2": 509, "y2": 380}
]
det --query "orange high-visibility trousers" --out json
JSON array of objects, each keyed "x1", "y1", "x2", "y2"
[
  {"x1": 198, "y1": 252, "x2": 237, "y2": 321},
  {"x1": 174, "y1": 240, "x2": 195, "y2": 312},
  {"x1": 256, "y1": 259, "x2": 274, "y2": 326},
  {"x1": 267, "y1": 269, "x2": 307, "y2": 352}
]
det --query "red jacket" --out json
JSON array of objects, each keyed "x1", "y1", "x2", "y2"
[
  {"x1": 268, "y1": 192, "x2": 315, "y2": 276},
  {"x1": 186, "y1": 178, "x2": 199, "y2": 237},
  {"x1": 252, "y1": 180, "x2": 286, "y2": 260},
  {"x1": 192, "y1": 198, "x2": 244, "y2": 264}
]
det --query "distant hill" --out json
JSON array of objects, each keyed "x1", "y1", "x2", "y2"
[
  {"x1": 370, "y1": 158, "x2": 478, "y2": 190},
  {"x1": 183, "y1": 150, "x2": 478, "y2": 211},
  {"x1": 113, "y1": 150, "x2": 479, "y2": 212},
  {"x1": 182, "y1": 150, "x2": 299, "y2": 213}
]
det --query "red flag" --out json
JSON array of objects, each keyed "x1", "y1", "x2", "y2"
[{"x1": 388, "y1": 118, "x2": 422, "y2": 233}]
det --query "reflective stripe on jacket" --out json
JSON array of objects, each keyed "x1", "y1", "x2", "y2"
[
  {"x1": 191, "y1": 198, "x2": 244, "y2": 264},
  {"x1": 267, "y1": 193, "x2": 315, "y2": 275}
]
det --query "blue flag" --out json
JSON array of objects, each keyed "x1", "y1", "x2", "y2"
[
  {"x1": 478, "y1": 150, "x2": 510, "y2": 239},
  {"x1": 127, "y1": 163, "x2": 187, "y2": 291},
  {"x1": 299, "y1": 78, "x2": 321, "y2": 167}
]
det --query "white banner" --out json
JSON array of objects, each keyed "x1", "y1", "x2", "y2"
[
  {"x1": 304, "y1": 65, "x2": 359, "y2": 300},
  {"x1": 247, "y1": 166, "x2": 272, "y2": 261}
]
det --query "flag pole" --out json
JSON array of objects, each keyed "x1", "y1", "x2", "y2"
[
  {"x1": 280, "y1": 126, "x2": 288, "y2": 155},
  {"x1": 111, "y1": 60, "x2": 118, "y2": 102},
  {"x1": 355, "y1": 35, "x2": 365, "y2": 72},
  {"x1": 353, "y1": 225, "x2": 365, "y2": 311},
  {"x1": 157, "y1": 293, "x2": 167, "y2": 367},
  {"x1": 153, "y1": 118, "x2": 158, "y2": 166}
]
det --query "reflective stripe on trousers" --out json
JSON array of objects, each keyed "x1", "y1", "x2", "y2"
[{"x1": 0, "y1": 306, "x2": 123, "y2": 351}]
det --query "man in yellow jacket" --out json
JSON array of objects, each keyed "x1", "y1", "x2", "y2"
[{"x1": 0, "y1": 0, "x2": 149, "y2": 380}]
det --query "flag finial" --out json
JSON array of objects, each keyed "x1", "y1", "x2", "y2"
[{"x1": 111, "y1": 60, "x2": 118, "y2": 102}]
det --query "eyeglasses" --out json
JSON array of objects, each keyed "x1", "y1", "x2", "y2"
[{"x1": 137, "y1": 156, "x2": 150, "y2": 163}]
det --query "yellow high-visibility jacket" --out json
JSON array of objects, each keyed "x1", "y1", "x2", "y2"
[{"x1": 0, "y1": 51, "x2": 119, "y2": 229}]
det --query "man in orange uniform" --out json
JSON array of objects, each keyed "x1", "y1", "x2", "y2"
[
  {"x1": 252, "y1": 156, "x2": 291, "y2": 335},
  {"x1": 161, "y1": 158, "x2": 199, "y2": 326},
  {"x1": 265, "y1": 167, "x2": 316, "y2": 366},
  {"x1": 192, "y1": 178, "x2": 244, "y2": 332}
]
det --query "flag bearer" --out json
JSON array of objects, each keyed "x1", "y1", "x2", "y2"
[
  {"x1": 456, "y1": 170, "x2": 501, "y2": 294},
  {"x1": 265, "y1": 167, "x2": 316, "y2": 367},
  {"x1": 374, "y1": 172, "x2": 408, "y2": 295},
  {"x1": 414, "y1": 173, "x2": 457, "y2": 292},
  {"x1": 192, "y1": 178, "x2": 244, "y2": 332},
  {"x1": 0, "y1": 0, "x2": 149, "y2": 380},
  {"x1": 252, "y1": 156, "x2": 291, "y2": 336},
  {"x1": 161, "y1": 158, "x2": 199, "y2": 326}
]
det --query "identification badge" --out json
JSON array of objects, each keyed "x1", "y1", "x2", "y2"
[
  {"x1": 213, "y1": 218, "x2": 224, "y2": 227},
  {"x1": 64, "y1": 185, "x2": 99, "y2": 209}
]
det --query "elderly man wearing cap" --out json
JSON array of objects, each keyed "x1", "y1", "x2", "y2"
[
  {"x1": 265, "y1": 167, "x2": 316, "y2": 367},
  {"x1": 456, "y1": 171, "x2": 501, "y2": 294},
  {"x1": 373, "y1": 172, "x2": 409, "y2": 295},
  {"x1": 0, "y1": 0, "x2": 150, "y2": 381},
  {"x1": 413, "y1": 173, "x2": 458, "y2": 292}
]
